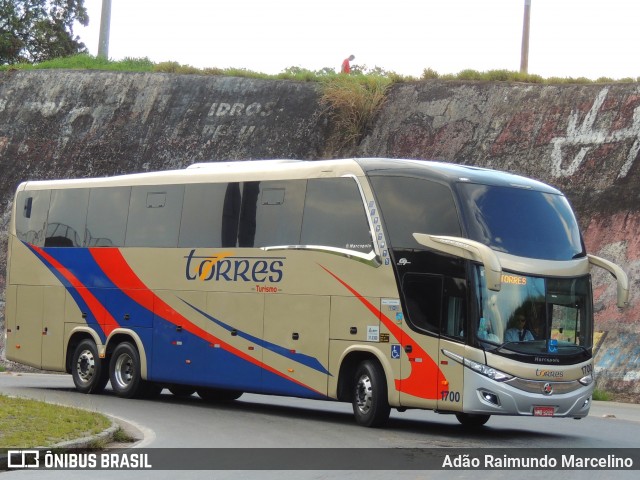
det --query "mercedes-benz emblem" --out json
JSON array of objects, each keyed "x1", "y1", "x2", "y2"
[{"x1": 542, "y1": 383, "x2": 554, "y2": 396}]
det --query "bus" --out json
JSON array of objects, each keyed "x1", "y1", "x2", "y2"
[{"x1": 4, "y1": 158, "x2": 629, "y2": 427}]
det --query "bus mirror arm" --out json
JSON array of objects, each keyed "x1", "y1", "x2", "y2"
[
  {"x1": 588, "y1": 254, "x2": 630, "y2": 308},
  {"x1": 412, "y1": 234, "x2": 502, "y2": 291}
]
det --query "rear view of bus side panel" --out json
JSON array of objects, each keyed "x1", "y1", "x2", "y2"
[{"x1": 6, "y1": 189, "x2": 66, "y2": 371}]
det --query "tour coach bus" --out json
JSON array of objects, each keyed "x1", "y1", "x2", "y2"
[{"x1": 4, "y1": 158, "x2": 628, "y2": 427}]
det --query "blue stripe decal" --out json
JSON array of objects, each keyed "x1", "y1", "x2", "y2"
[
  {"x1": 179, "y1": 298, "x2": 332, "y2": 376},
  {"x1": 25, "y1": 244, "x2": 107, "y2": 343},
  {"x1": 33, "y1": 246, "x2": 156, "y2": 332}
]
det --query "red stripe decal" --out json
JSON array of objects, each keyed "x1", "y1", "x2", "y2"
[
  {"x1": 319, "y1": 264, "x2": 444, "y2": 399},
  {"x1": 31, "y1": 245, "x2": 120, "y2": 336}
]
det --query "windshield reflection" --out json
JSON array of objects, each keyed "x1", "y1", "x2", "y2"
[
  {"x1": 458, "y1": 184, "x2": 585, "y2": 261},
  {"x1": 474, "y1": 267, "x2": 592, "y2": 354}
]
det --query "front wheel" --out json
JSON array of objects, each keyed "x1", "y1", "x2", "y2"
[
  {"x1": 455, "y1": 412, "x2": 490, "y2": 427},
  {"x1": 352, "y1": 360, "x2": 390, "y2": 427},
  {"x1": 71, "y1": 339, "x2": 109, "y2": 394}
]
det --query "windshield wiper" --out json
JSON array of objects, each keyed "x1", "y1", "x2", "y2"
[
  {"x1": 555, "y1": 343, "x2": 589, "y2": 355},
  {"x1": 493, "y1": 341, "x2": 521, "y2": 354}
]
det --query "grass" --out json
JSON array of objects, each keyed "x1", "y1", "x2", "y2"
[
  {"x1": 0, "y1": 394, "x2": 111, "y2": 449},
  {"x1": 2, "y1": 53, "x2": 639, "y2": 85},
  {"x1": 320, "y1": 74, "x2": 393, "y2": 148},
  {"x1": 592, "y1": 389, "x2": 613, "y2": 401}
]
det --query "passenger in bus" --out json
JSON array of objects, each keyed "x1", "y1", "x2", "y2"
[{"x1": 504, "y1": 314, "x2": 535, "y2": 342}]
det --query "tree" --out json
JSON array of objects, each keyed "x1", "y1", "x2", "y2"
[{"x1": 0, "y1": 0, "x2": 89, "y2": 65}]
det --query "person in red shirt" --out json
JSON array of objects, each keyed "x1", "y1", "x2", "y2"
[{"x1": 341, "y1": 55, "x2": 355, "y2": 74}]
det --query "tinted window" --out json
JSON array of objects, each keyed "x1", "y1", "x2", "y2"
[
  {"x1": 369, "y1": 176, "x2": 461, "y2": 248},
  {"x1": 301, "y1": 178, "x2": 372, "y2": 252},
  {"x1": 179, "y1": 183, "x2": 229, "y2": 248},
  {"x1": 15, "y1": 190, "x2": 51, "y2": 246},
  {"x1": 125, "y1": 185, "x2": 184, "y2": 247},
  {"x1": 45, "y1": 189, "x2": 89, "y2": 247},
  {"x1": 443, "y1": 277, "x2": 467, "y2": 340},
  {"x1": 402, "y1": 273, "x2": 442, "y2": 334},
  {"x1": 238, "y1": 180, "x2": 306, "y2": 247},
  {"x1": 458, "y1": 184, "x2": 584, "y2": 260},
  {"x1": 85, "y1": 187, "x2": 131, "y2": 247}
]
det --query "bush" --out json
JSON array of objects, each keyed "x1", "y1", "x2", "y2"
[
  {"x1": 154, "y1": 61, "x2": 200, "y2": 75},
  {"x1": 320, "y1": 75, "x2": 391, "y2": 147},
  {"x1": 592, "y1": 389, "x2": 613, "y2": 401},
  {"x1": 456, "y1": 69, "x2": 483, "y2": 81}
]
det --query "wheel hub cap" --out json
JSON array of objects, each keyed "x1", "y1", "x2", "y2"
[
  {"x1": 114, "y1": 354, "x2": 134, "y2": 388},
  {"x1": 355, "y1": 374, "x2": 373, "y2": 414},
  {"x1": 76, "y1": 350, "x2": 95, "y2": 383}
]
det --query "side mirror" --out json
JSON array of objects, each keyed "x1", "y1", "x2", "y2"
[
  {"x1": 588, "y1": 254, "x2": 630, "y2": 308},
  {"x1": 412, "y1": 234, "x2": 502, "y2": 291}
]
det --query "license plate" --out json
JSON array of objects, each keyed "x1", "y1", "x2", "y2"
[{"x1": 533, "y1": 406, "x2": 555, "y2": 417}]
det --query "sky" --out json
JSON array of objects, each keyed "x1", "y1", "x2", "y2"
[{"x1": 75, "y1": 0, "x2": 640, "y2": 80}]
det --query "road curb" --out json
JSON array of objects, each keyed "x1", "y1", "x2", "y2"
[{"x1": 48, "y1": 417, "x2": 120, "y2": 450}]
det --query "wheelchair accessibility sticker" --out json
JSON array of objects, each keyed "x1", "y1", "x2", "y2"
[{"x1": 391, "y1": 344, "x2": 401, "y2": 359}]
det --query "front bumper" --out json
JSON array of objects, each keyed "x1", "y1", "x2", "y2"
[{"x1": 461, "y1": 369, "x2": 594, "y2": 418}]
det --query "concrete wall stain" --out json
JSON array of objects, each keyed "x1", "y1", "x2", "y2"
[{"x1": 1, "y1": 71, "x2": 639, "y2": 397}]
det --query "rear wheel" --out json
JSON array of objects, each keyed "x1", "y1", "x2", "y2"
[
  {"x1": 455, "y1": 412, "x2": 490, "y2": 427},
  {"x1": 352, "y1": 360, "x2": 390, "y2": 427},
  {"x1": 109, "y1": 342, "x2": 159, "y2": 399},
  {"x1": 72, "y1": 339, "x2": 109, "y2": 394}
]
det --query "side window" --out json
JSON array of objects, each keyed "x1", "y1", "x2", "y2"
[
  {"x1": 85, "y1": 187, "x2": 131, "y2": 247},
  {"x1": 125, "y1": 185, "x2": 184, "y2": 247},
  {"x1": 45, "y1": 189, "x2": 89, "y2": 247},
  {"x1": 301, "y1": 177, "x2": 372, "y2": 252},
  {"x1": 442, "y1": 278, "x2": 467, "y2": 340},
  {"x1": 236, "y1": 180, "x2": 306, "y2": 248},
  {"x1": 179, "y1": 183, "x2": 228, "y2": 248},
  {"x1": 15, "y1": 190, "x2": 51, "y2": 246},
  {"x1": 402, "y1": 273, "x2": 442, "y2": 334},
  {"x1": 369, "y1": 176, "x2": 461, "y2": 248}
]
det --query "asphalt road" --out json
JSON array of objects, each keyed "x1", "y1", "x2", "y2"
[{"x1": 1, "y1": 372, "x2": 639, "y2": 479}]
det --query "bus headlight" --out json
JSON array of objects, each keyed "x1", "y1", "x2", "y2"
[
  {"x1": 441, "y1": 349, "x2": 513, "y2": 382},
  {"x1": 463, "y1": 358, "x2": 513, "y2": 382},
  {"x1": 578, "y1": 374, "x2": 594, "y2": 386}
]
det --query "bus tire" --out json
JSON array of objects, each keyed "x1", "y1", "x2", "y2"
[
  {"x1": 71, "y1": 339, "x2": 109, "y2": 394},
  {"x1": 109, "y1": 342, "x2": 146, "y2": 399},
  {"x1": 455, "y1": 412, "x2": 490, "y2": 427},
  {"x1": 197, "y1": 388, "x2": 243, "y2": 402},
  {"x1": 352, "y1": 359, "x2": 390, "y2": 427}
]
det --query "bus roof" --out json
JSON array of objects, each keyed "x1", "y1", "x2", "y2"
[
  {"x1": 18, "y1": 158, "x2": 560, "y2": 194},
  {"x1": 355, "y1": 158, "x2": 561, "y2": 194}
]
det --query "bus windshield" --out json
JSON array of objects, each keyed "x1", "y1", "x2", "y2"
[
  {"x1": 474, "y1": 267, "x2": 593, "y2": 355},
  {"x1": 457, "y1": 183, "x2": 585, "y2": 261}
]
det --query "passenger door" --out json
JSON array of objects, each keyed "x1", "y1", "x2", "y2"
[
  {"x1": 398, "y1": 273, "x2": 441, "y2": 409},
  {"x1": 436, "y1": 281, "x2": 467, "y2": 412}
]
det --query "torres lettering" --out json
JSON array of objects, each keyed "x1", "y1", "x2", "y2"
[{"x1": 185, "y1": 249, "x2": 284, "y2": 283}]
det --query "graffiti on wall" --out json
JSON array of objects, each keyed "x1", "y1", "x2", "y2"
[
  {"x1": 550, "y1": 87, "x2": 640, "y2": 179},
  {"x1": 202, "y1": 101, "x2": 276, "y2": 143}
]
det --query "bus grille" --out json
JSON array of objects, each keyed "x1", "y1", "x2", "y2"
[{"x1": 505, "y1": 377, "x2": 583, "y2": 395}]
